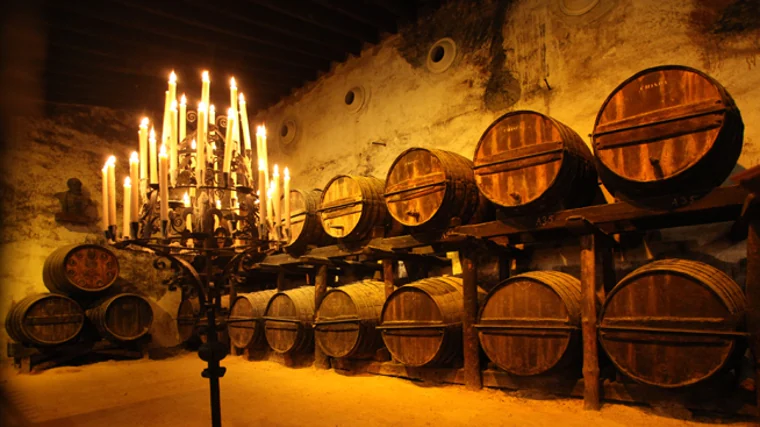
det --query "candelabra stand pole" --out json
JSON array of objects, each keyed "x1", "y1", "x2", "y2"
[{"x1": 198, "y1": 237, "x2": 226, "y2": 427}]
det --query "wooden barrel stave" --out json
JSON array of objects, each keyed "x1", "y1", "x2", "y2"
[
  {"x1": 5, "y1": 294, "x2": 85, "y2": 346},
  {"x1": 384, "y1": 148, "x2": 488, "y2": 231},
  {"x1": 599, "y1": 259, "x2": 745, "y2": 388},
  {"x1": 592, "y1": 65, "x2": 744, "y2": 206},
  {"x1": 320, "y1": 175, "x2": 392, "y2": 241},
  {"x1": 286, "y1": 189, "x2": 333, "y2": 253},
  {"x1": 264, "y1": 287, "x2": 315, "y2": 354},
  {"x1": 87, "y1": 293, "x2": 153, "y2": 342},
  {"x1": 43, "y1": 244, "x2": 119, "y2": 295},
  {"x1": 477, "y1": 271, "x2": 582, "y2": 376},
  {"x1": 314, "y1": 280, "x2": 385, "y2": 358},
  {"x1": 473, "y1": 111, "x2": 597, "y2": 216},
  {"x1": 228, "y1": 289, "x2": 277, "y2": 349}
]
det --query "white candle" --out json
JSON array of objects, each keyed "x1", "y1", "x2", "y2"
[
  {"x1": 257, "y1": 125, "x2": 269, "y2": 191},
  {"x1": 168, "y1": 71, "x2": 177, "y2": 105},
  {"x1": 139, "y1": 118, "x2": 148, "y2": 181},
  {"x1": 169, "y1": 100, "x2": 178, "y2": 182},
  {"x1": 258, "y1": 159, "x2": 267, "y2": 229},
  {"x1": 159, "y1": 145, "x2": 169, "y2": 222},
  {"x1": 284, "y1": 167, "x2": 291, "y2": 240},
  {"x1": 149, "y1": 127, "x2": 158, "y2": 184},
  {"x1": 273, "y1": 164, "x2": 281, "y2": 236},
  {"x1": 266, "y1": 182, "x2": 274, "y2": 232},
  {"x1": 162, "y1": 90, "x2": 171, "y2": 148},
  {"x1": 214, "y1": 199, "x2": 221, "y2": 230},
  {"x1": 102, "y1": 164, "x2": 109, "y2": 231},
  {"x1": 196, "y1": 102, "x2": 207, "y2": 187},
  {"x1": 179, "y1": 94, "x2": 187, "y2": 143},
  {"x1": 229, "y1": 77, "x2": 238, "y2": 113},
  {"x1": 239, "y1": 93, "x2": 252, "y2": 152},
  {"x1": 183, "y1": 192, "x2": 192, "y2": 232},
  {"x1": 201, "y1": 71, "x2": 210, "y2": 113},
  {"x1": 129, "y1": 152, "x2": 139, "y2": 221},
  {"x1": 107, "y1": 156, "x2": 117, "y2": 227},
  {"x1": 223, "y1": 107, "x2": 236, "y2": 174},
  {"x1": 209, "y1": 104, "x2": 216, "y2": 126},
  {"x1": 123, "y1": 177, "x2": 131, "y2": 239}
]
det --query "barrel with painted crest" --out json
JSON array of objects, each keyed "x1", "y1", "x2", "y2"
[
  {"x1": 5, "y1": 294, "x2": 85, "y2": 346},
  {"x1": 592, "y1": 65, "x2": 744, "y2": 206},
  {"x1": 227, "y1": 289, "x2": 278, "y2": 349},
  {"x1": 473, "y1": 111, "x2": 597, "y2": 216},
  {"x1": 43, "y1": 244, "x2": 119, "y2": 295},
  {"x1": 319, "y1": 175, "x2": 392, "y2": 241},
  {"x1": 264, "y1": 286, "x2": 315, "y2": 354}
]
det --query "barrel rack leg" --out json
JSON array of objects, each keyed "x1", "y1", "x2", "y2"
[
  {"x1": 746, "y1": 220, "x2": 760, "y2": 415},
  {"x1": 382, "y1": 259, "x2": 397, "y2": 298},
  {"x1": 461, "y1": 247, "x2": 482, "y2": 390},
  {"x1": 580, "y1": 233, "x2": 602, "y2": 410},
  {"x1": 314, "y1": 264, "x2": 330, "y2": 370}
]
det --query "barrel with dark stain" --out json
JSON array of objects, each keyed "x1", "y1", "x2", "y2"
[
  {"x1": 473, "y1": 110, "x2": 597, "y2": 216},
  {"x1": 599, "y1": 259, "x2": 746, "y2": 388},
  {"x1": 264, "y1": 287, "x2": 316, "y2": 354},
  {"x1": 5, "y1": 294, "x2": 85, "y2": 346},
  {"x1": 228, "y1": 289, "x2": 277, "y2": 349},
  {"x1": 43, "y1": 244, "x2": 120, "y2": 295},
  {"x1": 477, "y1": 271, "x2": 582, "y2": 376},
  {"x1": 384, "y1": 148, "x2": 489, "y2": 231},
  {"x1": 380, "y1": 277, "x2": 485, "y2": 367},
  {"x1": 592, "y1": 65, "x2": 744, "y2": 206},
  {"x1": 285, "y1": 189, "x2": 333, "y2": 252},
  {"x1": 314, "y1": 280, "x2": 385, "y2": 359},
  {"x1": 87, "y1": 293, "x2": 153, "y2": 342},
  {"x1": 319, "y1": 175, "x2": 390, "y2": 241},
  {"x1": 177, "y1": 295, "x2": 231, "y2": 343}
]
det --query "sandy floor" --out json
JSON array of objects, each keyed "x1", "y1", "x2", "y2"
[{"x1": 0, "y1": 353, "x2": 755, "y2": 427}]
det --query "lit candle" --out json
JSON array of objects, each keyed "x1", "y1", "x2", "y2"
[
  {"x1": 107, "y1": 156, "x2": 117, "y2": 227},
  {"x1": 123, "y1": 176, "x2": 131, "y2": 239},
  {"x1": 168, "y1": 71, "x2": 177, "y2": 104},
  {"x1": 129, "y1": 152, "x2": 139, "y2": 221},
  {"x1": 149, "y1": 127, "x2": 158, "y2": 184},
  {"x1": 209, "y1": 104, "x2": 216, "y2": 126},
  {"x1": 201, "y1": 71, "x2": 210, "y2": 113},
  {"x1": 162, "y1": 90, "x2": 171, "y2": 148},
  {"x1": 139, "y1": 118, "x2": 148, "y2": 181},
  {"x1": 183, "y1": 192, "x2": 192, "y2": 232},
  {"x1": 102, "y1": 164, "x2": 109, "y2": 231},
  {"x1": 230, "y1": 78, "x2": 239, "y2": 148},
  {"x1": 169, "y1": 100, "x2": 178, "y2": 182},
  {"x1": 196, "y1": 102, "x2": 207, "y2": 187},
  {"x1": 159, "y1": 145, "x2": 169, "y2": 222},
  {"x1": 239, "y1": 93, "x2": 252, "y2": 152},
  {"x1": 223, "y1": 107, "x2": 236, "y2": 174},
  {"x1": 258, "y1": 159, "x2": 267, "y2": 230},
  {"x1": 257, "y1": 125, "x2": 269, "y2": 191},
  {"x1": 229, "y1": 77, "x2": 238, "y2": 113},
  {"x1": 266, "y1": 182, "x2": 274, "y2": 232},
  {"x1": 273, "y1": 164, "x2": 281, "y2": 237},
  {"x1": 179, "y1": 94, "x2": 187, "y2": 143},
  {"x1": 284, "y1": 167, "x2": 291, "y2": 240}
]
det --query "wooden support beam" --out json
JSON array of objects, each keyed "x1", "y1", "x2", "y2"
[
  {"x1": 382, "y1": 259, "x2": 397, "y2": 298},
  {"x1": 314, "y1": 264, "x2": 330, "y2": 369},
  {"x1": 276, "y1": 270, "x2": 286, "y2": 292},
  {"x1": 461, "y1": 248, "x2": 481, "y2": 390},
  {"x1": 580, "y1": 233, "x2": 602, "y2": 410}
]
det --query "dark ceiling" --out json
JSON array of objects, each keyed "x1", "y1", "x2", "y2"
[{"x1": 34, "y1": 0, "x2": 436, "y2": 114}]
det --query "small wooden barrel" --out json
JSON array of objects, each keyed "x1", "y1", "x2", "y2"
[
  {"x1": 599, "y1": 259, "x2": 746, "y2": 388},
  {"x1": 319, "y1": 175, "x2": 389, "y2": 241},
  {"x1": 43, "y1": 244, "x2": 120, "y2": 295},
  {"x1": 314, "y1": 280, "x2": 385, "y2": 359},
  {"x1": 477, "y1": 271, "x2": 581, "y2": 376},
  {"x1": 87, "y1": 293, "x2": 153, "y2": 342},
  {"x1": 228, "y1": 290, "x2": 277, "y2": 349},
  {"x1": 473, "y1": 111, "x2": 597, "y2": 215},
  {"x1": 285, "y1": 189, "x2": 333, "y2": 252},
  {"x1": 592, "y1": 65, "x2": 744, "y2": 205},
  {"x1": 264, "y1": 287, "x2": 316, "y2": 354},
  {"x1": 5, "y1": 294, "x2": 85, "y2": 346},
  {"x1": 384, "y1": 148, "x2": 488, "y2": 231},
  {"x1": 380, "y1": 277, "x2": 485, "y2": 367}
]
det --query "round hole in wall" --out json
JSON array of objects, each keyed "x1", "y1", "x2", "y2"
[
  {"x1": 343, "y1": 85, "x2": 367, "y2": 113},
  {"x1": 280, "y1": 124, "x2": 289, "y2": 137},
  {"x1": 344, "y1": 90, "x2": 356, "y2": 106},
  {"x1": 558, "y1": 0, "x2": 600, "y2": 16},
  {"x1": 426, "y1": 37, "x2": 457, "y2": 74},
  {"x1": 278, "y1": 118, "x2": 298, "y2": 147}
]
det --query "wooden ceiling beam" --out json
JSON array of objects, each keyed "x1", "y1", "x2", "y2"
[{"x1": 311, "y1": 0, "x2": 399, "y2": 32}]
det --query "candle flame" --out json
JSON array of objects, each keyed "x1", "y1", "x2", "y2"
[
  {"x1": 170, "y1": 99, "x2": 178, "y2": 110},
  {"x1": 102, "y1": 164, "x2": 108, "y2": 173},
  {"x1": 159, "y1": 144, "x2": 167, "y2": 157},
  {"x1": 130, "y1": 151, "x2": 139, "y2": 163},
  {"x1": 256, "y1": 125, "x2": 266, "y2": 137},
  {"x1": 180, "y1": 94, "x2": 187, "y2": 105},
  {"x1": 216, "y1": 199, "x2": 222, "y2": 210},
  {"x1": 107, "y1": 155, "x2": 116, "y2": 166},
  {"x1": 183, "y1": 192, "x2": 191, "y2": 207},
  {"x1": 198, "y1": 102, "x2": 206, "y2": 111},
  {"x1": 212, "y1": 142, "x2": 217, "y2": 152},
  {"x1": 140, "y1": 117, "x2": 149, "y2": 127},
  {"x1": 169, "y1": 71, "x2": 177, "y2": 83},
  {"x1": 258, "y1": 158, "x2": 265, "y2": 170},
  {"x1": 273, "y1": 164, "x2": 279, "y2": 176},
  {"x1": 149, "y1": 127, "x2": 156, "y2": 141},
  {"x1": 227, "y1": 107, "x2": 234, "y2": 116},
  {"x1": 202, "y1": 70, "x2": 209, "y2": 82},
  {"x1": 239, "y1": 93, "x2": 245, "y2": 103},
  {"x1": 230, "y1": 77, "x2": 236, "y2": 88},
  {"x1": 191, "y1": 139, "x2": 197, "y2": 149},
  {"x1": 124, "y1": 176, "x2": 131, "y2": 186}
]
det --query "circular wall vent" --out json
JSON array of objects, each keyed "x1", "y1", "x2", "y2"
[
  {"x1": 558, "y1": 0, "x2": 600, "y2": 16},
  {"x1": 278, "y1": 118, "x2": 298, "y2": 147},
  {"x1": 343, "y1": 85, "x2": 367, "y2": 113},
  {"x1": 426, "y1": 38, "x2": 457, "y2": 74}
]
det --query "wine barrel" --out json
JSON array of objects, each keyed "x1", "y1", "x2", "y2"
[
  {"x1": 5, "y1": 294, "x2": 85, "y2": 346},
  {"x1": 43, "y1": 244, "x2": 120, "y2": 295},
  {"x1": 473, "y1": 110, "x2": 597, "y2": 215},
  {"x1": 379, "y1": 277, "x2": 485, "y2": 367},
  {"x1": 599, "y1": 259, "x2": 746, "y2": 388},
  {"x1": 264, "y1": 287, "x2": 315, "y2": 354},
  {"x1": 319, "y1": 175, "x2": 390, "y2": 241},
  {"x1": 592, "y1": 65, "x2": 744, "y2": 206},
  {"x1": 228, "y1": 289, "x2": 277, "y2": 349},
  {"x1": 285, "y1": 189, "x2": 333, "y2": 252},
  {"x1": 314, "y1": 280, "x2": 385, "y2": 359},
  {"x1": 177, "y1": 295, "x2": 231, "y2": 343},
  {"x1": 477, "y1": 271, "x2": 581, "y2": 376},
  {"x1": 384, "y1": 148, "x2": 489, "y2": 231},
  {"x1": 87, "y1": 293, "x2": 153, "y2": 342}
]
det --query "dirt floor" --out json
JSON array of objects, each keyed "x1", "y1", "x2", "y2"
[{"x1": 0, "y1": 353, "x2": 755, "y2": 427}]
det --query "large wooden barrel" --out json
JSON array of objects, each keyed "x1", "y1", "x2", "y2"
[
  {"x1": 43, "y1": 244, "x2": 120, "y2": 295},
  {"x1": 87, "y1": 293, "x2": 153, "y2": 342},
  {"x1": 592, "y1": 65, "x2": 744, "y2": 206},
  {"x1": 599, "y1": 259, "x2": 746, "y2": 388},
  {"x1": 477, "y1": 271, "x2": 581, "y2": 376},
  {"x1": 285, "y1": 189, "x2": 333, "y2": 252},
  {"x1": 319, "y1": 175, "x2": 390, "y2": 241},
  {"x1": 176, "y1": 295, "x2": 231, "y2": 343},
  {"x1": 380, "y1": 277, "x2": 485, "y2": 367},
  {"x1": 227, "y1": 289, "x2": 277, "y2": 349},
  {"x1": 314, "y1": 280, "x2": 385, "y2": 359},
  {"x1": 384, "y1": 148, "x2": 488, "y2": 231},
  {"x1": 264, "y1": 287, "x2": 315, "y2": 354},
  {"x1": 5, "y1": 294, "x2": 85, "y2": 346},
  {"x1": 473, "y1": 111, "x2": 597, "y2": 215}
]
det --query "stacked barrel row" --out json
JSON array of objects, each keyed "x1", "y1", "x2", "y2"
[{"x1": 5, "y1": 244, "x2": 154, "y2": 348}]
